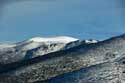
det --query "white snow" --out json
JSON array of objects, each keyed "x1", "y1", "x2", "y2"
[
  {"x1": 0, "y1": 44, "x2": 16, "y2": 49},
  {"x1": 28, "y1": 36, "x2": 79, "y2": 43},
  {"x1": 85, "y1": 39, "x2": 98, "y2": 44},
  {"x1": 14, "y1": 36, "x2": 79, "y2": 52}
]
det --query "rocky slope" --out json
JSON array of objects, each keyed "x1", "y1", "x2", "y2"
[
  {"x1": 42, "y1": 34, "x2": 125, "y2": 83},
  {"x1": 43, "y1": 60, "x2": 125, "y2": 83},
  {"x1": 0, "y1": 35, "x2": 124, "y2": 83}
]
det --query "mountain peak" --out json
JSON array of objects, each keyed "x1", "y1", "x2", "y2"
[{"x1": 28, "y1": 36, "x2": 79, "y2": 43}]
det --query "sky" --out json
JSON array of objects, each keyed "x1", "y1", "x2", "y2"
[{"x1": 0, "y1": 0, "x2": 125, "y2": 42}]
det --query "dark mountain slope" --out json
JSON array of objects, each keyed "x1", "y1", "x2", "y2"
[{"x1": 42, "y1": 60, "x2": 125, "y2": 83}]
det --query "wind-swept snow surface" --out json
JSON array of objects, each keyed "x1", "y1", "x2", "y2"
[{"x1": 28, "y1": 36, "x2": 79, "y2": 43}]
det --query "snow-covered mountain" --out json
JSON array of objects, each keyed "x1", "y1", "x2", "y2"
[
  {"x1": 27, "y1": 36, "x2": 79, "y2": 43},
  {"x1": 0, "y1": 36, "x2": 99, "y2": 64},
  {"x1": 0, "y1": 36, "x2": 81, "y2": 64},
  {"x1": 15, "y1": 36, "x2": 79, "y2": 52},
  {"x1": 0, "y1": 35, "x2": 105, "y2": 83},
  {"x1": 41, "y1": 34, "x2": 125, "y2": 83},
  {"x1": 0, "y1": 44, "x2": 16, "y2": 49}
]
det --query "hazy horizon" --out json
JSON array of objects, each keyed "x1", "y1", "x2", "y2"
[{"x1": 0, "y1": 0, "x2": 125, "y2": 42}]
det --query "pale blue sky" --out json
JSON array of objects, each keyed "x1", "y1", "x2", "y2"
[{"x1": 0, "y1": 0, "x2": 125, "y2": 42}]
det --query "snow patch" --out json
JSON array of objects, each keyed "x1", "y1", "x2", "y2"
[
  {"x1": 0, "y1": 44, "x2": 16, "y2": 49},
  {"x1": 28, "y1": 36, "x2": 79, "y2": 43},
  {"x1": 85, "y1": 39, "x2": 98, "y2": 44}
]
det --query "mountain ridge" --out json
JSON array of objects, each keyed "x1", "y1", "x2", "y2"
[{"x1": 0, "y1": 35, "x2": 124, "y2": 83}]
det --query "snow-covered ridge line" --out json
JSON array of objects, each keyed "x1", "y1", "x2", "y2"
[
  {"x1": 27, "y1": 36, "x2": 79, "y2": 43},
  {"x1": 0, "y1": 44, "x2": 16, "y2": 49},
  {"x1": 85, "y1": 39, "x2": 98, "y2": 44}
]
